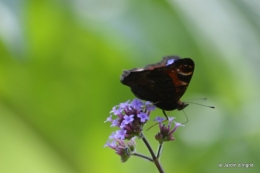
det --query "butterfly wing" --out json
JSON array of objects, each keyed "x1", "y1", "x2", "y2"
[{"x1": 159, "y1": 57, "x2": 194, "y2": 109}]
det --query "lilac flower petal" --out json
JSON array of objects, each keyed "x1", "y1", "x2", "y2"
[
  {"x1": 120, "y1": 121, "x2": 126, "y2": 128},
  {"x1": 166, "y1": 117, "x2": 175, "y2": 126},
  {"x1": 109, "y1": 140, "x2": 117, "y2": 147},
  {"x1": 145, "y1": 101, "x2": 152, "y2": 105},
  {"x1": 168, "y1": 117, "x2": 175, "y2": 122},
  {"x1": 104, "y1": 115, "x2": 113, "y2": 123},
  {"x1": 131, "y1": 99, "x2": 143, "y2": 110},
  {"x1": 174, "y1": 122, "x2": 184, "y2": 127},
  {"x1": 137, "y1": 112, "x2": 149, "y2": 122},
  {"x1": 154, "y1": 116, "x2": 166, "y2": 123},
  {"x1": 104, "y1": 139, "x2": 117, "y2": 148},
  {"x1": 170, "y1": 121, "x2": 185, "y2": 134},
  {"x1": 147, "y1": 105, "x2": 156, "y2": 111},
  {"x1": 119, "y1": 100, "x2": 130, "y2": 109},
  {"x1": 110, "y1": 106, "x2": 121, "y2": 115},
  {"x1": 111, "y1": 119, "x2": 119, "y2": 127},
  {"x1": 123, "y1": 114, "x2": 134, "y2": 124},
  {"x1": 145, "y1": 101, "x2": 156, "y2": 111},
  {"x1": 115, "y1": 129, "x2": 126, "y2": 140},
  {"x1": 110, "y1": 106, "x2": 117, "y2": 113},
  {"x1": 109, "y1": 132, "x2": 116, "y2": 139}
]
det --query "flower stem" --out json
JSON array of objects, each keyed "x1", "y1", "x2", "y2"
[
  {"x1": 157, "y1": 143, "x2": 163, "y2": 158},
  {"x1": 141, "y1": 132, "x2": 165, "y2": 173},
  {"x1": 132, "y1": 152, "x2": 153, "y2": 161}
]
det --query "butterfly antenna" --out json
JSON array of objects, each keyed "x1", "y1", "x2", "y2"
[
  {"x1": 187, "y1": 101, "x2": 215, "y2": 109},
  {"x1": 184, "y1": 97, "x2": 215, "y2": 108},
  {"x1": 185, "y1": 101, "x2": 215, "y2": 109},
  {"x1": 181, "y1": 109, "x2": 189, "y2": 124},
  {"x1": 146, "y1": 122, "x2": 159, "y2": 131}
]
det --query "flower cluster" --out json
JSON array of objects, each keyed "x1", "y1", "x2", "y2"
[
  {"x1": 104, "y1": 99, "x2": 184, "y2": 163},
  {"x1": 104, "y1": 99, "x2": 156, "y2": 161},
  {"x1": 154, "y1": 117, "x2": 184, "y2": 144},
  {"x1": 105, "y1": 134, "x2": 136, "y2": 162},
  {"x1": 105, "y1": 99, "x2": 156, "y2": 140}
]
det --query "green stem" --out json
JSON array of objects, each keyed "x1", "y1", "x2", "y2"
[
  {"x1": 132, "y1": 152, "x2": 153, "y2": 161},
  {"x1": 157, "y1": 143, "x2": 163, "y2": 158},
  {"x1": 141, "y1": 132, "x2": 165, "y2": 173}
]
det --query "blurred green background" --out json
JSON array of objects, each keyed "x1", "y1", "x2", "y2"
[{"x1": 0, "y1": 0, "x2": 260, "y2": 173}]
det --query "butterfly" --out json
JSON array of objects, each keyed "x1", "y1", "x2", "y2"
[{"x1": 120, "y1": 56, "x2": 194, "y2": 117}]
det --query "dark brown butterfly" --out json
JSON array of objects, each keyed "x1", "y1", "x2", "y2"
[{"x1": 120, "y1": 56, "x2": 194, "y2": 117}]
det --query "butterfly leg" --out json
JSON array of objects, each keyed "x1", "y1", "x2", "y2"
[{"x1": 162, "y1": 110, "x2": 169, "y2": 120}]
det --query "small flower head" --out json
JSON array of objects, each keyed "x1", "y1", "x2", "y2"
[
  {"x1": 105, "y1": 99, "x2": 156, "y2": 139},
  {"x1": 137, "y1": 112, "x2": 149, "y2": 122},
  {"x1": 155, "y1": 117, "x2": 184, "y2": 144},
  {"x1": 145, "y1": 101, "x2": 156, "y2": 111},
  {"x1": 105, "y1": 99, "x2": 157, "y2": 161},
  {"x1": 154, "y1": 116, "x2": 166, "y2": 123},
  {"x1": 105, "y1": 135, "x2": 136, "y2": 162},
  {"x1": 116, "y1": 129, "x2": 127, "y2": 140}
]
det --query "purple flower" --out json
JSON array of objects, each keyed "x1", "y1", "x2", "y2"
[
  {"x1": 108, "y1": 132, "x2": 117, "y2": 140},
  {"x1": 116, "y1": 129, "x2": 127, "y2": 140},
  {"x1": 119, "y1": 100, "x2": 130, "y2": 109},
  {"x1": 104, "y1": 139, "x2": 116, "y2": 148},
  {"x1": 172, "y1": 122, "x2": 184, "y2": 133},
  {"x1": 105, "y1": 98, "x2": 159, "y2": 161},
  {"x1": 155, "y1": 118, "x2": 183, "y2": 143},
  {"x1": 105, "y1": 98, "x2": 184, "y2": 164},
  {"x1": 154, "y1": 116, "x2": 166, "y2": 123},
  {"x1": 111, "y1": 119, "x2": 119, "y2": 127},
  {"x1": 104, "y1": 115, "x2": 113, "y2": 123},
  {"x1": 168, "y1": 117, "x2": 175, "y2": 122},
  {"x1": 131, "y1": 99, "x2": 143, "y2": 110},
  {"x1": 105, "y1": 137, "x2": 136, "y2": 162},
  {"x1": 120, "y1": 121, "x2": 126, "y2": 128},
  {"x1": 110, "y1": 106, "x2": 121, "y2": 115},
  {"x1": 137, "y1": 112, "x2": 149, "y2": 122},
  {"x1": 122, "y1": 115, "x2": 134, "y2": 124},
  {"x1": 145, "y1": 101, "x2": 156, "y2": 111},
  {"x1": 105, "y1": 99, "x2": 156, "y2": 139}
]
